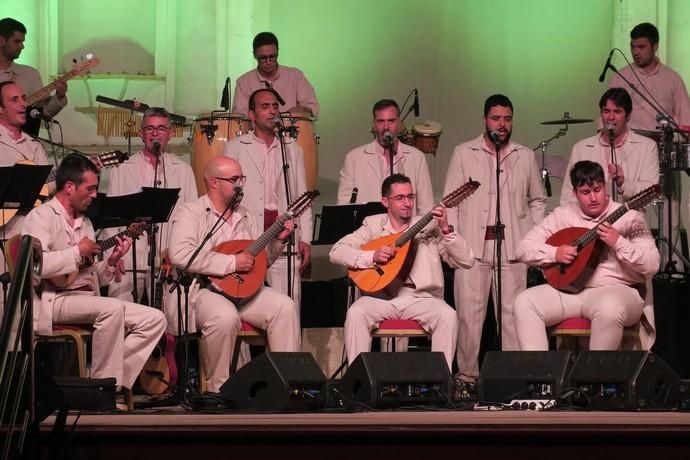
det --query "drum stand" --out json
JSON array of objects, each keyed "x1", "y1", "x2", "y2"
[{"x1": 656, "y1": 123, "x2": 690, "y2": 273}]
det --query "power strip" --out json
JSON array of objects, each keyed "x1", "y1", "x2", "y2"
[{"x1": 506, "y1": 399, "x2": 556, "y2": 411}]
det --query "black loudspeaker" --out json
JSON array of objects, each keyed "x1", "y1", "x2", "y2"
[
  {"x1": 569, "y1": 351, "x2": 682, "y2": 411},
  {"x1": 478, "y1": 351, "x2": 574, "y2": 402},
  {"x1": 339, "y1": 352, "x2": 452, "y2": 409},
  {"x1": 219, "y1": 352, "x2": 327, "y2": 412}
]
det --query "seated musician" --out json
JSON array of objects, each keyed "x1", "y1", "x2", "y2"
[
  {"x1": 21, "y1": 154, "x2": 166, "y2": 407},
  {"x1": 166, "y1": 156, "x2": 300, "y2": 394},
  {"x1": 328, "y1": 173, "x2": 474, "y2": 370},
  {"x1": 514, "y1": 160, "x2": 660, "y2": 351}
]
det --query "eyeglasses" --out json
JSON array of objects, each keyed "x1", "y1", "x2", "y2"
[
  {"x1": 257, "y1": 54, "x2": 278, "y2": 63},
  {"x1": 215, "y1": 175, "x2": 246, "y2": 186},
  {"x1": 142, "y1": 125, "x2": 170, "y2": 134},
  {"x1": 387, "y1": 194, "x2": 416, "y2": 202}
]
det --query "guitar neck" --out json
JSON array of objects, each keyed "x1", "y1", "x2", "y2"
[
  {"x1": 246, "y1": 213, "x2": 291, "y2": 256},
  {"x1": 97, "y1": 227, "x2": 140, "y2": 252},
  {"x1": 396, "y1": 212, "x2": 435, "y2": 247},
  {"x1": 572, "y1": 203, "x2": 629, "y2": 249},
  {"x1": 25, "y1": 74, "x2": 70, "y2": 106}
]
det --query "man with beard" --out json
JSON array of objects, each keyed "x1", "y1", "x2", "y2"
[{"x1": 443, "y1": 94, "x2": 546, "y2": 396}]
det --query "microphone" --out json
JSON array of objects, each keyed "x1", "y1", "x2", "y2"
[
  {"x1": 229, "y1": 185, "x2": 244, "y2": 210},
  {"x1": 264, "y1": 81, "x2": 286, "y2": 105},
  {"x1": 349, "y1": 187, "x2": 358, "y2": 204},
  {"x1": 272, "y1": 116, "x2": 283, "y2": 127},
  {"x1": 544, "y1": 174, "x2": 552, "y2": 197},
  {"x1": 413, "y1": 89, "x2": 420, "y2": 117},
  {"x1": 490, "y1": 130, "x2": 502, "y2": 145},
  {"x1": 606, "y1": 123, "x2": 615, "y2": 144},
  {"x1": 29, "y1": 108, "x2": 56, "y2": 123},
  {"x1": 598, "y1": 49, "x2": 615, "y2": 82},
  {"x1": 382, "y1": 131, "x2": 394, "y2": 146},
  {"x1": 220, "y1": 77, "x2": 230, "y2": 111},
  {"x1": 152, "y1": 140, "x2": 161, "y2": 155}
]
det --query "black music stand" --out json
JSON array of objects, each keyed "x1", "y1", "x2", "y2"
[
  {"x1": 312, "y1": 202, "x2": 386, "y2": 245},
  {"x1": 312, "y1": 202, "x2": 386, "y2": 379},
  {"x1": 86, "y1": 187, "x2": 180, "y2": 230},
  {"x1": 0, "y1": 164, "x2": 52, "y2": 306}
]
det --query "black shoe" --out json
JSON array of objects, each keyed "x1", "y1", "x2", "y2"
[{"x1": 453, "y1": 377, "x2": 478, "y2": 401}]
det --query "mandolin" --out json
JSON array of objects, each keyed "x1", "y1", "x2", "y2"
[
  {"x1": 348, "y1": 179, "x2": 480, "y2": 297},
  {"x1": 209, "y1": 190, "x2": 319, "y2": 301},
  {"x1": 542, "y1": 184, "x2": 661, "y2": 293}
]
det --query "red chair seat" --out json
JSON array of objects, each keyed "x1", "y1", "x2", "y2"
[{"x1": 371, "y1": 319, "x2": 429, "y2": 337}]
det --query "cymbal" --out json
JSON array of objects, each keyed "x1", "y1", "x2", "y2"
[
  {"x1": 632, "y1": 128, "x2": 663, "y2": 141},
  {"x1": 540, "y1": 116, "x2": 593, "y2": 125}
]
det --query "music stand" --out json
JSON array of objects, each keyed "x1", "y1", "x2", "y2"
[
  {"x1": 312, "y1": 202, "x2": 386, "y2": 245},
  {"x1": 86, "y1": 187, "x2": 181, "y2": 230},
  {"x1": 0, "y1": 164, "x2": 52, "y2": 306},
  {"x1": 312, "y1": 201, "x2": 386, "y2": 379}
]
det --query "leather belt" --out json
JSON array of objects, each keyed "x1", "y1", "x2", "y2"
[
  {"x1": 55, "y1": 285, "x2": 93, "y2": 293},
  {"x1": 484, "y1": 225, "x2": 503, "y2": 240}
]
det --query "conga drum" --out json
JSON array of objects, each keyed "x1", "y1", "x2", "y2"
[
  {"x1": 412, "y1": 120, "x2": 443, "y2": 155},
  {"x1": 191, "y1": 112, "x2": 251, "y2": 195},
  {"x1": 280, "y1": 112, "x2": 319, "y2": 190}
]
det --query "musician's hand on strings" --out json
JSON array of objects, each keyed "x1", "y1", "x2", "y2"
[
  {"x1": 234, "y1": 252, "x2": 255, "y2": 273},
  {"x1": 555, "y1": 245, "x2": 578, "y2": 265},
  {"x1": 54, "y1": 79, "x2": 68, "y2": 99},
  {"x1": 277, "y1": 219, "x2": 295, "y2": 242},
  {"x1": 373, "y1": 245, "x2": 396, "y2": 264},
  {"x1": 596, "y1": 222, "x2": 620, "y2": 247},
  {"x1": 431, "y1": 206, "x2": 451, "y2": 233},
  {"x1": 78, "y1": 237, "x2": 101, "y2": 259},
  {"x1": 107, "y1": 236, "x2": 132, "y2": 267},
  {"x1": 607, "y1": 164, "x2": 624, "y2": 187}
]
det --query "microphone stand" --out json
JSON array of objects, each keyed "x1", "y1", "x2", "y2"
[
  {"x1": 533, "y1": 125, "x2": 568, "y2": 197},
  {"x1": 492, "y1": 135, "x2": 504, "y2": 350},
  {"x1": 607, "y1": 130, "x2": 618, "y2": 202},
  {"x1": 276, "y1": 122, "x2": 295, "y2": 298},
  {"x1": 167, "y1": 189, "x2": 243, "y2": 403},
  {"x1": 388, "y1": 138, "x2": 396, "y2": 177},
  {"x1": 148, "y1": 147, "x2": 161, "y2": 306}
]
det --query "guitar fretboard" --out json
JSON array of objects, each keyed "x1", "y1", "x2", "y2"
[{"x1": 97, "y1": 227, "x2": 142, "y2": 252}]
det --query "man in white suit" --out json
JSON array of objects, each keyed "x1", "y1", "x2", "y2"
[
  {"x1": 22, "y1": 154, "x2": 165, "y2": 399},
  {"x1": 443, "y1": 94, "x2": 546, "y2": 393},
  {"x1": 329, "y1": 174, "x2": 474, "y2": 370}
]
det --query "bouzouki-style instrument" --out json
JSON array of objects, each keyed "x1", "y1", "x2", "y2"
[
  {"x1": 139, "y1": 252, "x2": 178, "y2": 396},
  {"x1": 0, "y1": 150, "x2": 128, "y2": 223},
  {"x1": 542, "y1": 184, "x2": 661, "y2": 293},
  {"x1": 348, "y1": 178, "x2": 481, "y2": 297},
  {"x1": 48, "y1": 222, "x2": 145, "y2": 288},
  {"x1": 22, "y1": 54, "x2": 100, "y2": 135},
  {"x1": 209, "y1": 190, "x2": 319, "y2": 301}
]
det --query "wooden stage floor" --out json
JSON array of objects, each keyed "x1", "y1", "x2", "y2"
[{"x1": 37, "y1": 408, "x2": 690, "y2": 459}]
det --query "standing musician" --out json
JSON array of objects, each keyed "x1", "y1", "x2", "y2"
[
  {"x1": 514, "y1": 160, "x2": 660, "y2": 351},
  {"x1": 337, "y1": 99, "x2": 434, "y2": 215},
  {"x1": 0, "y1": 81, "x2": 52, "y2": 318},
  {"x1": 224, "y1": 88, "x2": 312, "y2": 306},
  {"x1": 329, "y1": 174, "x2": 474, "y2": 370},
  {"x1": 166, "y1": 156, "x2": 300, "y2": 394},
  {"x1": 22, "y1": 154, "x2": 166, "y2": 406},
  {"x1": 105, "y1": 107, "x2": 197, "y2": 303},
  {"x1": 0, "y1": 18, "x2": 67, "y2": 122},
  {"x1": 561, "y1": 88, "x2": 658, "y2": 205},
  {"x1": 443, "y1": 94, "x2": 546, "y2": 393},
  {"x1": 232, "y1": 32, "x2": 319, "y2": 117}
]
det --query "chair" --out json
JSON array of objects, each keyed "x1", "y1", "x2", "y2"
[
  {"x1": 36, "y1": 325, "x2": 93, "y2": 377},
  {"x1": 551, "y1": 317, "x2": 642, "y2": 352},
  {"x1": 370, "y1": 319, "x2": 430, "y2": 351}
]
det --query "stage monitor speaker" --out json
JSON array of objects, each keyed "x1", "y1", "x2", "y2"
[
  {"x1": 219, "y1": 352, "x2": 327, "y2": 412},
  {"x1": 478, "y1": 351, "x2": 574, "y2": 402},
  {"x1": 569, "y1": 351, "x2": 682, "y2": 411},
  {"x1": 339, "y1": 352, "x2": 452, "y2": 409}
]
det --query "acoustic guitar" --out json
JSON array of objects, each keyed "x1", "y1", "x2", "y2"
[
  {"x1": 209, "y1": 190, "x2": 319, "y2": 301},
  {"x1": 48, "y1": 222, "x2": 145, "y2": 289},
  {"x1": 348, "y1": 179, "x2": 481, "y2": 297},
  {"x1": 542, "y1": 184, "x2": 661, "y2": 293},
  {"x1": 0, "y1": 150, "x2": 128, "y2": 223},
  {"x1": 22, "y1": 54, "x2": 100, "y2": 135},
  {"x1": 139, "y1": 252, "x2": 178, "y2": 396}
]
